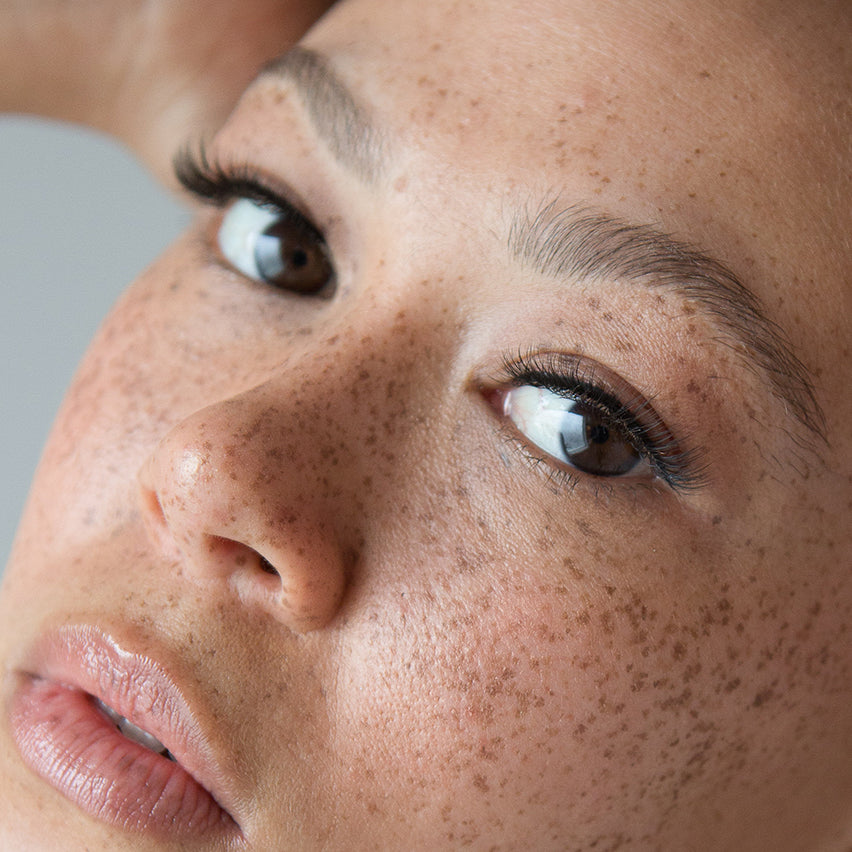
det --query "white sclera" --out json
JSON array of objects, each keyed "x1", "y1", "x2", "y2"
[
  {"x1": 218, "y1": 198, "x2": 279, "y2": 281},
  {"x1": 504, "y1": 385, "x2": 589, "y2": 463}
]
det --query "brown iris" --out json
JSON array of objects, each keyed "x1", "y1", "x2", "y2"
[{"x1": 253, "y1": 216, "x2": 333, "y2": 295}]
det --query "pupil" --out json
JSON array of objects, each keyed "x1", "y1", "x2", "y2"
[
  {"x1": 587, "y1": 422, "x2": 609, "y2": 444},
  {"x1": 559, "y1": 405, "x2": 640, "y2": 477},
  {"x1": 291, "y1": 248, "x2": 309, "y2": 268}
]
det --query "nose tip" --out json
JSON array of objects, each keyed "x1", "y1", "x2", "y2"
[{"x1": 136, "y1": 424, "x2": 350, "y2": 634}]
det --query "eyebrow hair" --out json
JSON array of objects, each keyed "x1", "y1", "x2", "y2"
[
  {"x1": 259, "y1": 46, "x2": 385, "y2": 182},
  {"x1": 256, "y1": 49, "x2": 825, "y2": 448},
  {"x1": 509, "y1": 200, "x2": 827, "y2": 445}
]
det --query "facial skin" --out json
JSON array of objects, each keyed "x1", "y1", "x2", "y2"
[{"x1": 1, "y1": 0, "x2": 850, "y2": 849}]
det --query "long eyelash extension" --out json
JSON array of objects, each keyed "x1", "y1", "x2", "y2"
[
  {"x1": 501, "y1": 349, "x2": 708, "y2": 492},
  {"x1": 174, "y1": 143, "x2": 300, "y2": 216}
]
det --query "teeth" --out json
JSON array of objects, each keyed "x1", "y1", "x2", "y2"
[
  {"x1": 94, "y1": 698, "x2": 173, "y2": 759},
  {"x1": 117, "y1": 716, "x2": 170, "y2": 755}
]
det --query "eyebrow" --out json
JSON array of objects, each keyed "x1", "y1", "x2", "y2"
[
  {"x1": 257, "y1": 48, "x2": 825, "y2": 448},
  {"x1": 509, "y1": 201, "x2": 826, "y2": 444},
  {"x1": 259, "y1": 46, "x2": 386, "y2": 182}
]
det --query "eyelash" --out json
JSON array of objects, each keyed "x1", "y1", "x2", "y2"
[
  {"x1": 496, "y1": 350, "x2": 707, "y2": 494},
  {"x1": 174, "y1": 149, "x2": 703, "y2": 495},
  {"x1": 174, "y1": 145, "x2": 320, "y2": 236}
]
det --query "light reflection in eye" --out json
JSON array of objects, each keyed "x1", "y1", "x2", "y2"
[
  {"x1": 503, "y1": 385, "x2": 650, "y2": 478},
  {"x1": 217, "y1": 197, "x2": 333, "y2": 294}
]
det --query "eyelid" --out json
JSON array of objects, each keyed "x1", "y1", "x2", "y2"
[{"x1": 173, "y1": 144, "x2": 319, "y2": 233}]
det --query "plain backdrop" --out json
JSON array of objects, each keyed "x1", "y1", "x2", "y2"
[{"x1": 0, "y1": 116, "x2": 189, "y2": 576}]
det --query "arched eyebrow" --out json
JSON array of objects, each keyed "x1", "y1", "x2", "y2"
[
  {"x1": 257, "y1": 47, "x2": 826, "y2": 448},
  {"x1": 510, "y1": 201, "x2": 827, "y2": 444},
  {"x1": 259, "y1": 46, "x2": 386, "y2": 182}
]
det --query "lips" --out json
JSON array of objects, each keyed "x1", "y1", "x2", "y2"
[{"x1": 8, "y1": 625, "x2": 243, "y2": 842}]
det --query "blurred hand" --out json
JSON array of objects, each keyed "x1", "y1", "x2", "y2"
[{"x1": 1, "y1": 0, "x2": 336, "y2": 185}]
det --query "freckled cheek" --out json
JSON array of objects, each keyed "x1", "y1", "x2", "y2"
[
  {"x1": 12, "y1": 268, "x2": 205, "y2": 547},
  {"x1": 23, "y1": 328, "x2": 162, "y2": 523},
  {"x1": 326, "y1": 584, "x2": 660, "y2": 818},
  {"x1": 26, "y1": 254, "x2": 287, "y2": 502}
]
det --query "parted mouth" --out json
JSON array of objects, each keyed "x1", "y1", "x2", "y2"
[
  {"x1": 93, "y1": 694, "x2": 175, "y2": 760},
  {"x1": 8, "y1": 625, "x2": 244, "y2": 843}
]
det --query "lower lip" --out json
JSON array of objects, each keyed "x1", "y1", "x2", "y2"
[{"x1": 10, "y1": 675, "x2": 239, "y2": 840}]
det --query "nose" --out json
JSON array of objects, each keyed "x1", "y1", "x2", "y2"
[{"x1": 137, "y1": 390, "x2": 350, "y2": 633}]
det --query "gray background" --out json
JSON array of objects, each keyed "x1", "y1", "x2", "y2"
[{"x1": 0, "y1": 116, "x2": 189, "y2": 576}]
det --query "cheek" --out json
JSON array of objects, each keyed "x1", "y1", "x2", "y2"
[
  {"x1": 313, "y1": 512, "x2": 851, "y2": 845},
  {"x1": 12, "y1": 294, "x2": 173, "y2": 555},
  {"x1": 14, "y1": 243, "x2": 295, "y2": 549}
]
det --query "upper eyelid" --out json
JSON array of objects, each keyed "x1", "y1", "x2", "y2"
[{"x1": 173, "y1": 146, "x2": 320, "y2": 230}]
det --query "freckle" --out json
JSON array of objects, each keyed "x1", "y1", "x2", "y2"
[
  {"x1": 471, "y1": 772, "x2": 490, "y2": 793},
  {"x1": 752, "y1": 688, "x2": 774, "y2": 707}
]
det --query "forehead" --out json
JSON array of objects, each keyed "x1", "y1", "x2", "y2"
[{"x1": 308, "y1": 0, "x2": 847, "y2": 238}]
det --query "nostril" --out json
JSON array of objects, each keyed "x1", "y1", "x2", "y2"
[
  {"x1": 202, "y1": 536, "x2": 283, "y2": 585},
  {"x1": 209, "y1": 535, "x2": 280, "y2": 580},
  {"x1": 258, "y1": 556, "x2": 280, "y2": 577},
  {"x1": 138, "y1": 484, "x2": 183, "y2": 559}
]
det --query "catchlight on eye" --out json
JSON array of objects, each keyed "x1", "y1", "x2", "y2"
[
  {"x1": 503, "y1": 385, "x2": 644, "y2": 477},
  {"x1": 218, "y1": 198, "x2": 333, "y2": 294}
]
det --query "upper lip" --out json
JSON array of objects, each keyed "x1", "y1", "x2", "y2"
[{"x1": 14, "y1": 623, "x2": 243, "y2": 829}]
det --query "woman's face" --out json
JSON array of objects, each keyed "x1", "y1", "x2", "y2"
[{"x1": 2, "y1": 0, "x2": 850, "y2": 849}]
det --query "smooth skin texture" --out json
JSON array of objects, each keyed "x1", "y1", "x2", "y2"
[{"x1": 1, "y1": 0, "x2": 851, "y2": 849}]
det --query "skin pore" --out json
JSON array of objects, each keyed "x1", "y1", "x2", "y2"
[{"x1": 1, "y1": 0, "x2": 850, "y2": 849}]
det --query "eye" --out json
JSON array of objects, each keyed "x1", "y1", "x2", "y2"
[
  {"x1": 217, "y1": 198, "x2": 334, "y2": 295},
  {"x1": 502, "y1": 384, "x2": 650, "y2": 478},
  {"x1": 491, "y1": 351, "x2": 706, "y2": 492}
]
